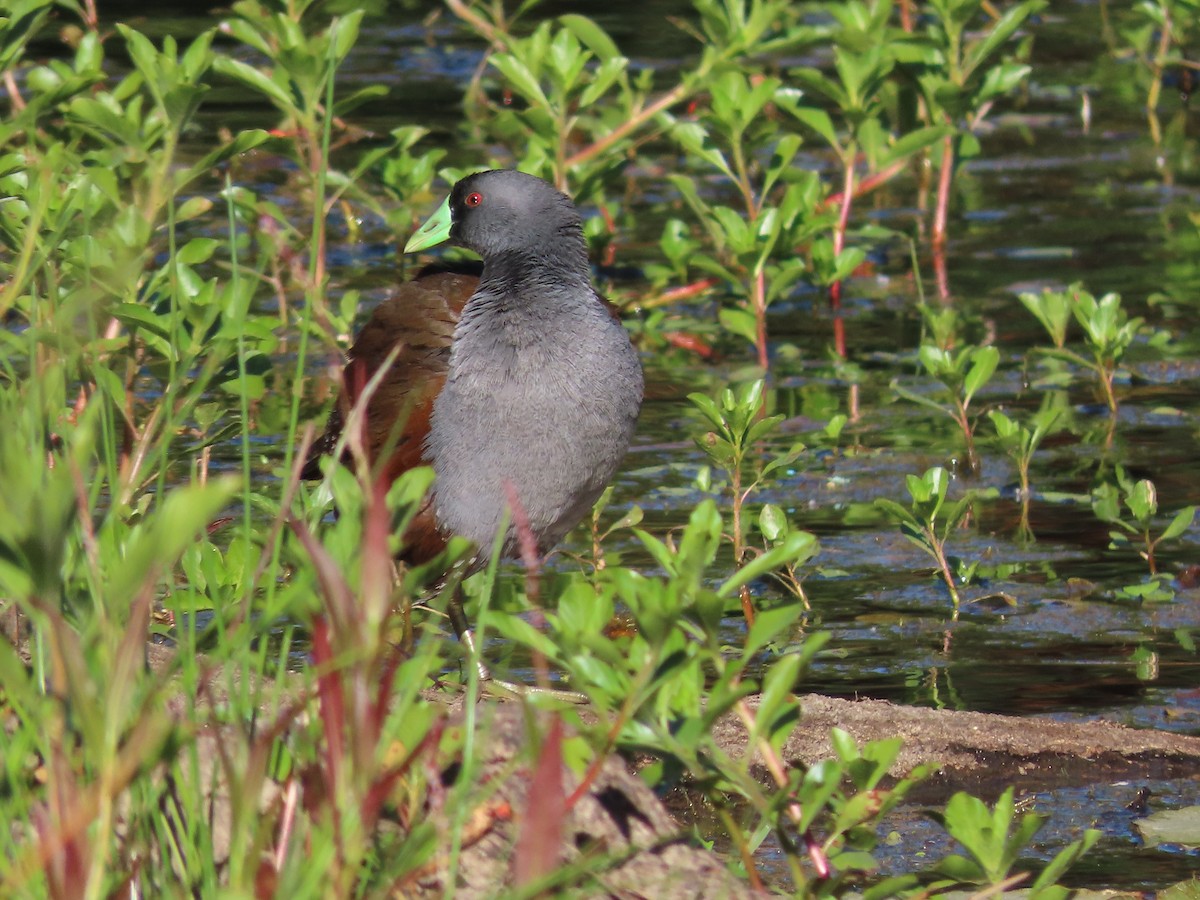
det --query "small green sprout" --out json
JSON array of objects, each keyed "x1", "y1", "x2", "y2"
[{"x1": 875, "y1": 466, "x2": 973, "y2": 615}]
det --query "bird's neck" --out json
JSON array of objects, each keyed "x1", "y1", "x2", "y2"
[{"x1": 478, "y1": 246, "x2": 592, "y2": 301}]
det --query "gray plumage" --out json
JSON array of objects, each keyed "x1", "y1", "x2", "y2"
[{"x1": 424, "y1": 171, "x2": 643, "y2": 558}]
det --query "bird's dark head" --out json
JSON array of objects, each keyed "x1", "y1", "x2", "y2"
[{"x1": 405, "y1": 170, "x2": 586, "y2": 263}]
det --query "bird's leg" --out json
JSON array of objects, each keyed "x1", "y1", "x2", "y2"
[{"x1": 448, "y1": 587, "x2": 491, "y2": 682}]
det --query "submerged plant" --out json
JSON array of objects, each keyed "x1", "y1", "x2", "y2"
[
  {"x1": 876, "y1": 466, "x2": 973, "y2": 615},
  {"x1": 987, "y1": 391, "x2": 1068, "y2": 541},
  {"x1": 899, "y1": 0, "x2": 1045, "y2": 255},
  {"x1": 780, "y1": 0, "x2": 947, "y2": 357},
  {"x1": 1093, "y1": 467, "x2": 1196, "y2": 585},
  {"x1": 1021, "y1": 284, "x2": 1143, "y2": 421},
  {"x1": 893, "y1": 339, "x2": 999, "y2": 476}
]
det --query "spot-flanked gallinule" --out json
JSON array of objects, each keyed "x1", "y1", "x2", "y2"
[{"x1": 304, "y1": 170, "x2": 643, "y2": 618}]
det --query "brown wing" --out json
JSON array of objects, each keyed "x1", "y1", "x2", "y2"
[{"x1": 302, "y1": 266, "x2": 479, "y2": 563}]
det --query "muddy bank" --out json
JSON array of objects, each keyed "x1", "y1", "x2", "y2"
[
  {"x1": 420, "y1": 688, "x2": 1200, "y2": 894},
  {"x1": 743, "y1": 693, "x2": 1200, "y2": 800}
]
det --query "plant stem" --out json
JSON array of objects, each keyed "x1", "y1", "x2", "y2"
[
  {"x1": 1146, "y1": 1, "x2": 1173, "y2": 149},
  {"x1": 932, "y1": 131, "x2": 954, "y2": 253},
  {"x1": 820, "y1": 157, "x2": 908, "y2": 213},
  {"x1": 751, "y1": 264, "x2": 769, "y2": 370},
  {"x1": 566, "y1": 68, "x2": 710, "y2": 171},
  {"x1": 730, "y1": 455, "x2": 756, "y2": 625},
  {"x1": 932, "y1": 536, "x2": 961, "y2": 617},
  {"x1": 954, "y1": 399, "x2": 979, "y2": 475},
  {"x1": 829, "y1": 153, "x2": 856, "y2": 359},
  {"x1": 1099, "y1": 362, "x2": 1117, "y2": 414}
]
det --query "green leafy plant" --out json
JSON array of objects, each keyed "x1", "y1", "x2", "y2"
[
  {"x1": 924, "y1": 787, "x2": 1101, "y2": 897},
  {"x1": 780, "y1": 0, "x2": 947, "y2": 357},
  {"x1": 987, "y1": 391, "x2": 1068, "y2": 541},
  {"x1": 1093, "y1": 467, "x2": 1196, "y2": 588},
  {"x1": 447, "y1": 0, "x2": 815, "y2": 260},
  {"x1": 690, "y1": 380, "x2": 812, "y2": 622},
  {"x1": 898, "y1": 0, "x2": 1045, "y2": 265},
  {"x1": 1021, "y1": 283, "x2": 1143, "y2": 420},
  {"x1": 488, "y1": 500, "x2": 928, "y2": 893},
  {"x1": 893, "y1": 339, "x2": 999, "y2": 475},
  {"x1": 452, "y1": 11, "x2": 640, "y2": 199},
  {"x1": 667, "y1": 68, "x2": 823, "y2": 367},
  {"x1": 1118, "y1": 0, "x2": 1200, "y2": 151},
  {"x1": 876, "y1": 466, "x2": 973, "y2": 614},
  {"x1": 912, "y1": 0, "x2": 1046, "y2": 216},
  {"x1": 214, "y1": 0, "x2": 396, "y2": 334},
  {"x1": 0, "y1": 2, "x2": 1165, "y2": 896}
]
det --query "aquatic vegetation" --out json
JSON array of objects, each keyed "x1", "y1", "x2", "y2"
[
  {"x1": 875, "y1": 466, "x2": 973, "y2": 614},
  {"x1": 690, "y1": 380, "x2": 816, "y2": 618},
  {"x1": 1093, "y1": 466, "x2": 1197, "y2": 597},
  {"x1": 987, "y1": 391, "x2": 1068, "y2": 541},
  {"x1": 1021, "y1": 284, "x2": 1143, "y2": 423},
  {"x1": 923, "y1": 787, "x2": 1100, "y2": 898}
]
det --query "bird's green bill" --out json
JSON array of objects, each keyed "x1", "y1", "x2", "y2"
[{"x1": 404, "y1": 196, "x2": 453, "y2": 253}]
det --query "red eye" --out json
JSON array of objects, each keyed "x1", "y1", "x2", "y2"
[{"x1": 465, "y1": 192, "x2": 483, "y2": 207}]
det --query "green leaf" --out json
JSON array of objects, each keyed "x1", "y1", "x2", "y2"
[
  {"x1": 718, "y1": 307, "x2": 759, "y2": 346},
  {"x1": 963, "y1": 345, "x2": 1000, "y2": 401},
  {"x1": 1030, "y1": 829, "x2": 1100, "y2": 893},
  {"x1": 1126, "y1": 479, "x2": 1157, "y2": 522},
  {"x1": 112, "y1": 478, "x2": 239, "y2": 604},
  {"x1": 963, "y1": 1, "x2": 1046, "y2": 79},
  {"x1": 332, "y1": 84, "x2": 388, "y2": 118},
  {"x1": 688, "y1": 392, "x2": 726, "y2": 431},
  {"x1": 213, "y1": 56, "x2": 295, "y2": 110},
  {"x1": 671, "y1": 121, "x2": 735, "y2": 179},
  {"x1": 892, "y1": 382, "x2": 955, "y2": 417},
  {"x1": 329, "y1": 10, "x2": 365, "y2": 63},
  {"x1": 559, "y1": 14, "x2": 620, "y2": 60},
  {"x1": 935, "y1": 853, "x2": 986, "y2": 883},
  {"x1": 758, "y1": 504, "x2": 787, "y2": 542},
  {"x1": 881, "y1": 124, "x2": 954, "y2": 167},
  {"x1": 633, "y1": 528, "x2": 675, "y2": 574},
  {"x1": 710, "y1": 535, "x2": 816, "y2": 600},
  {"x1": 874, "y1": 498, "x2": 920, "y2": 531},
  {"x1": 783, "y1": 101, "x2": 839, "y2": 149},
  {"x1": 490, "y1": 53, "x2": 550, "y2": 108},
  {"x1": 177, "y1": 237, "x2": 219, "y2": 265},
  {"x1": 744, "y1": 602, "x2": 804, "y2": 658},
  {"x1": 755, "y1": 652, "x2": 802, "y2": 738},
  {"x1": 1162, "y1": 506, "x2": 1196, "y2": 542},
  {"x1": 578, "y1": 56, "x2": 626, "y2": 107}
]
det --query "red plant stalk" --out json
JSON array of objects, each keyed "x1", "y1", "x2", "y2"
[
  {"x1": 310, "y1": 618, "x2": 347, "y2": 850},
  {"x1": 931, "y1": 131, "x2": 956, "y2": 301},
  {"x1": 932, "y1": 132, "x2": 954, "y2": 253},
  {"x1": 513, "y1": 717, "x2": 566, "y2": 887},
  {"x1": 829, "y1": 156, "x2": 856, "y2": 359}
]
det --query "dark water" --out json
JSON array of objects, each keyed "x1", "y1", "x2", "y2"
[{"x1": 87, "y1": 0, "x2": 1200, "y2": 889}]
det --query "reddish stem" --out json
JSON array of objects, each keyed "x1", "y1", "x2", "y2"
[
  {"x1": 819, "y1": 158, "x2": 907, "y2": 213},
  {"x1": 932, "y1": 132, "x2": 954, "y2": 254},
  {"x1": 753, "y1": 267, "x2": 769, "y2": 369},
  {"x1": 829, "y1": 158, "x2": 856, "y2": 360}
]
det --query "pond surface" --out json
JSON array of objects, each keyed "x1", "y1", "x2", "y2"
[{"x1": 89, "y1": 0, "x2": 1200, "y2": 890}]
